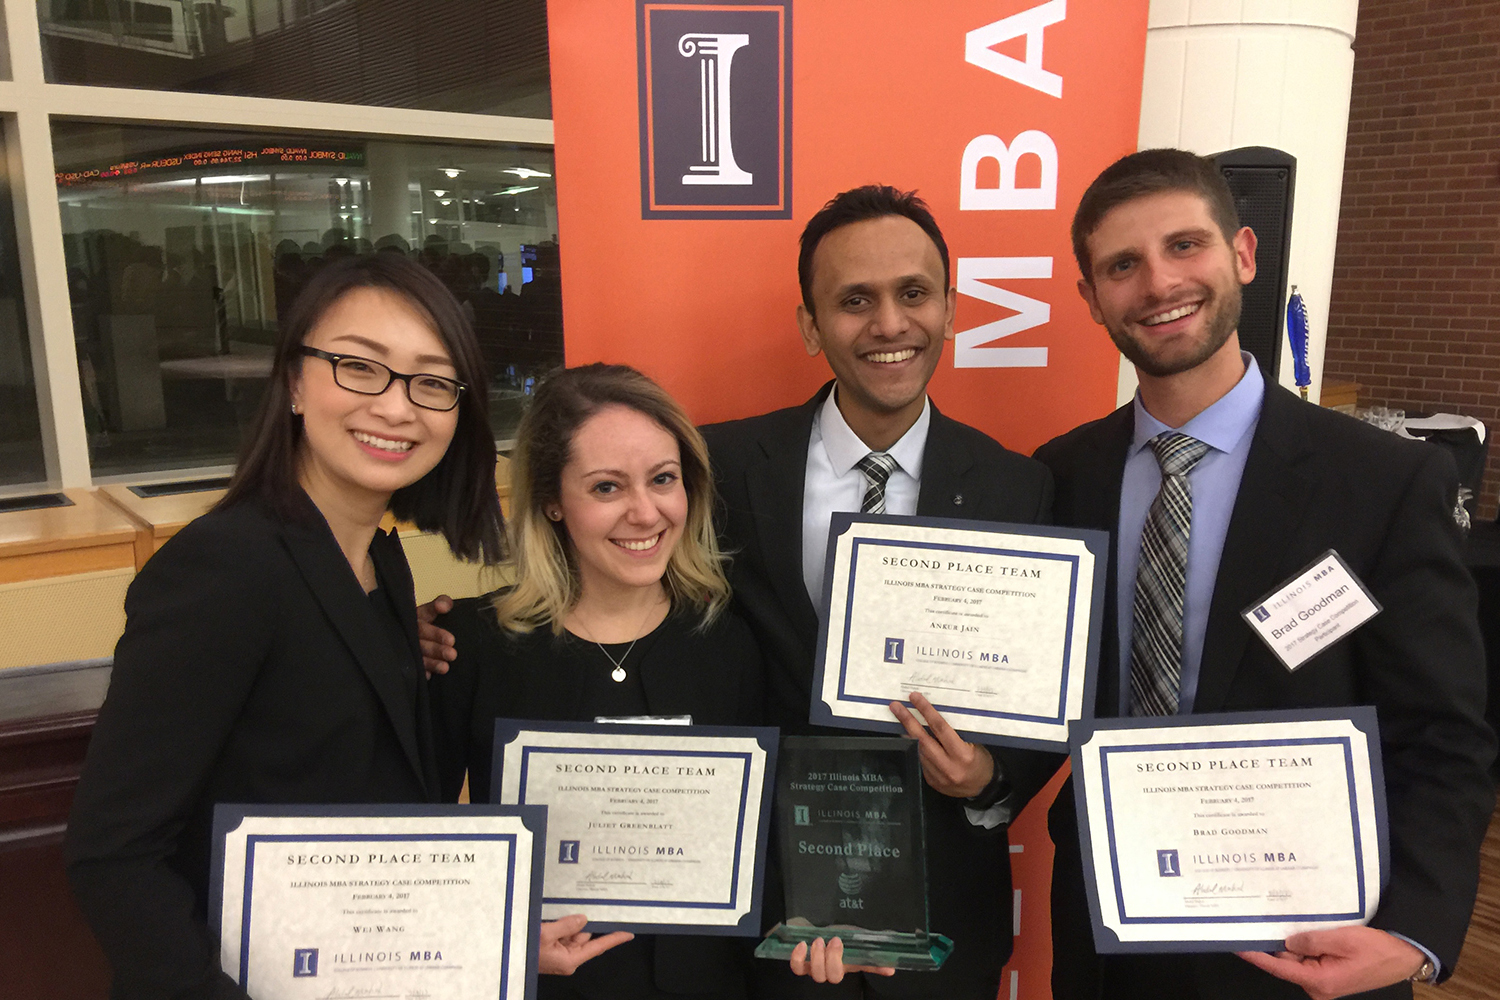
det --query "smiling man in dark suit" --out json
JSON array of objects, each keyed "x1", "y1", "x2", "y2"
[
  {"x1": 701, "y1": 185, "x2": 1057, "y2": 1000},
  {"x1": 1037, "y1": 148, "x2": 1495, "y2": 1000}
]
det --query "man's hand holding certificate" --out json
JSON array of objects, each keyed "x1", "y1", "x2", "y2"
[{"x1": 812, "y1": 514, "x2": 1108, "y2": 749}]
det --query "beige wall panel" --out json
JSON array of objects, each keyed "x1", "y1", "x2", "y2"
[
  {"x1": 0, "y1": 567, "x2": 132, "y2": 668},
  {"x1": 398, "y1": 530, "x2": 511, "y2": 606}
]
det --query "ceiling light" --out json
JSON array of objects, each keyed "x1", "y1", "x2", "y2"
[
  {"x1": 504, "y1": 167, "x2": 552, "y2": 179},
  {"x1": 443, "y1": 168, "x2": 464, "y2": 179},
  {"x1": 439, "y1": 199, "x2": 452, "y2": 206},
  {"x1": 335, "y1": 177, "x2": 348, "y2": 187},
  {"x1": 427, "y1": 218, "x2": 438, "y2": 224},
  {"x1": 497, "y1": 185, "x2": 539, "y2": 196},
  {"x1": 198, "y1": 174, "x2": 271, "y2": 186},
  {"x1": 431, "y1": 189, "x2": 448, "y2": 198}
]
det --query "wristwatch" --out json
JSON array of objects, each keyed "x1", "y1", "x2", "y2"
[
  {"x1": 1409, "y1": 957, "x2": 1436, "y2": 983},
  {"x1": 965, "y1": 753, "x2": 1012, "y2": 811}
]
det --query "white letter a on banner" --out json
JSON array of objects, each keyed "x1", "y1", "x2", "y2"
[
  {"x1": 966, "y1": 0, "x2": 1066, "y2": 98},
  {"x1": 954, "y1": 257, "x2": 1052, "y2": 369}
]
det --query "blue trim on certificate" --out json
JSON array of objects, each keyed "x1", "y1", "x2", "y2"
[
  {"x1": 209, "y1": 804, "x2": 547, "y2": 998},
  {"x1": 838, "y1": 537, "x2": 1080, "y2": 725},
  {"x1": 491, "y1": 721, "x2": 779, "y2": 936},
  {"x1": 1068, "y1": 708, "x2": 1388, "y2": 954},
  {"x1": 1099, "y1": 738, "x2": 1364, "y2": 923},
  {"x1": 808, "y1": 514, "x2": 1108, "y2": 752},
  {"x1": 517, "y1": 747, "x2": 751, "y2": 909},
  {"x1": 238, "y1": 833, "x2": 519, "y2": 987}
]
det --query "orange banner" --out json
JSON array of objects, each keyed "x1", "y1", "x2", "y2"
[
  {"x1": 548, "y1": 4, "x2": 1147, "y2": 997},
  {"x1": 549, "y1": 0, "x2": 1148, "y2": 455}
]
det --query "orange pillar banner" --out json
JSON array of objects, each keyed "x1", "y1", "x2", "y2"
[
  {"x1": 548, "y1": 0, "x2": 1148, "y2": 454},
  {"x1": 548, "y1": 4, "x2": 1147, "y2": 998}
]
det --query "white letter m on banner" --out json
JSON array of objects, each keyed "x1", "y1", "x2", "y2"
[{"x1": 954, "y1": 257, "x2": 1052, "y2": 369}]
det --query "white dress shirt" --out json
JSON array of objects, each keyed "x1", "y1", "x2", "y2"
[
  {"x1": 801, "y1": 388, "x2": 929, "y2": 605},
  {"x1": 799, "y1": 389, "x2": 1011, "y2": 827}
]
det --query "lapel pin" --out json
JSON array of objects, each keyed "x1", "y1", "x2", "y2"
[{"x1": 952, "y1": 494, "x2": 964, "y2": 506}]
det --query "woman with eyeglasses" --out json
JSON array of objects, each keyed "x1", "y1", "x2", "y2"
[{"x1": 66, "y1": 254, "x2": 629, "y2": 1000}]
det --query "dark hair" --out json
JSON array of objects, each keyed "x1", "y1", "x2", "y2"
[
  {"x1": 797, "y1": 185, "x2": 949, "y2": 315},
  {"x1": 1071, "y1": 148, "x2": 1241, "y2": 283},
  {"x1": 218, "y1": 253, "x2": 504, "y2": 563}
]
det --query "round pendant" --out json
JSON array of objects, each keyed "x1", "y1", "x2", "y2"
[{"x1": 611, "y1": 666, "x2": 627, "y2": 683}]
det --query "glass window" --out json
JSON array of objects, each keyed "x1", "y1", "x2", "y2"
[
  {"x1": 38, "y1": 0, "x2": 550, "y2": 117},
  {"x1": 54, "y1": 120, "x2": 561, "y2": 478},
  {"x1": 0, "y1": 133, "x2": 45, "y2": 487}
]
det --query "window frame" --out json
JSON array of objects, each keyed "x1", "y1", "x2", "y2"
[{"x1": 0, "y1": 0, "x2": 552, "y2": 493}]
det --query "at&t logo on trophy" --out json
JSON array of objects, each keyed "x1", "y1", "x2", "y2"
[{"x1": 636, "y1": 1, "x2": 792, "y2": 219}]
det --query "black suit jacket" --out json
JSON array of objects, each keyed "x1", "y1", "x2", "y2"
[
  {"x1": 1035, "y1": 385, "x2": 1496, "y2": 1000},
  {"x1": 66, "y1": 497, "x2": 439, "y2": 1000},
  {"x1": 702, "y1": 384, "x2": 1060, "y2": 998},
  {"x1": 429, "y1": 599, "x2": 766, "y2": 1000}
]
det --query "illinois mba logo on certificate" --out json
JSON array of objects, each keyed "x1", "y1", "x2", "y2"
[
  {"x1": 292, "y1": 948, "x2": 318, "y2": 977},
  {"x1": 636, "y1": 1, "x2": 791, "y2": 219}
]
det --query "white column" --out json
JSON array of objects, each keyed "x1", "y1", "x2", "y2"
[
  {"x1": 1118, "y1": 0, "x2": 1359, "y2": 406},
  {"x1": 366, "y1": 141, "x2": 415, "y2": 247}
]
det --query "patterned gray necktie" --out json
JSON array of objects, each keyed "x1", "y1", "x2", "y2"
[
  {"x1": 1130, "y1": 432, "x2": 1211, "y2": 717},
  {"x1": 856, "y1": 452, "x2": 898, "y2": 514}
]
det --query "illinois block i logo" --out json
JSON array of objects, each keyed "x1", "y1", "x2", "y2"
[{"x1": 637, "y1": 1, "x2": 791, "y2": 218}]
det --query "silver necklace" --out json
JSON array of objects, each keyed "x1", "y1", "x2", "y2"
[
  {"x1": 596, "y1": 640, "x2": 634, "y2": 683},
  {"x1": 574, "y1": 599, "x2": 662, "y2": 683}
]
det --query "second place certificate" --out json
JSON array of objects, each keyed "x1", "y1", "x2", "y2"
[
  {"x1": 1071, "y1": 710, "x2": 1388, "y2": 952},
  {"x1": 812, "y1": 514, "x2": 1108, "y2": 748},
  {"x1": 491, "y1": 721, "x2": 778, "y2": 934}
]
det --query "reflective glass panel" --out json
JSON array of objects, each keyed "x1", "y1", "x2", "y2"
[
  {"x1": 55, "y1": 120, "x2": 561, "y2": 478},
  {"x1": 0, "y1": 133, "x2": 45, "y2": 487},
  {"x1": 39, "y1": 0, "x2": 550, "y2": 117}
]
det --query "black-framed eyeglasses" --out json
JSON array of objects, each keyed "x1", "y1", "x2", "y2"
[{"x1": 299, "y1": 347, "x2": 466, "y2": 412}]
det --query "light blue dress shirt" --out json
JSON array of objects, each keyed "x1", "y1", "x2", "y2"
[
  {"x1": 1115, "y1": 354, "x2": 1263, "y2": 715},
  {"x1": 1114, "y1": 356, "x2": 1439, "y2": 977}
]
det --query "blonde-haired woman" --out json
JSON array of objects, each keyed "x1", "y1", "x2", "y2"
[{"x1": 430, "y1": 363, "x2": 765, "y2": 1000}]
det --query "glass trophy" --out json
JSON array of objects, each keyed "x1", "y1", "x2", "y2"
[{"x1": 754, "y1": 736, "x2": 953, "y2": 970}]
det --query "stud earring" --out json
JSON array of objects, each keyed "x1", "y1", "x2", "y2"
[
  {"x1": 547, "y1": 510, "x2": 562, "y2": 522},
  {"x1": 291, "y1": 403, "x2": 300, "y2": 415}
]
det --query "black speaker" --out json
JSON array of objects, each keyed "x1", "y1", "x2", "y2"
[{"x1": 1211, "y1": 146, "x2": 1296, "y2": 379}]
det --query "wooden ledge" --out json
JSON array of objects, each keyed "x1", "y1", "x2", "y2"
[{"x1": 0, "y1": 491, "x2": 136, "y2": 583}]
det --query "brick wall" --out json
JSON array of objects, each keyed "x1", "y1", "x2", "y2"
[{"x1": 1324, "y1": 0, "x2": 1500, "y2": 519}]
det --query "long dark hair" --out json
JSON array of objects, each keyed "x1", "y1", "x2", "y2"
[{"x1": 218, "y1": 253, "x2": 504, "y2": 563}]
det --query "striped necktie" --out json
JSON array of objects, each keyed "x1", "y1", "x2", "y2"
[
  {"x1": 1129, "y1": 432, "x2": 1211, "y2": 717},
  {"x1": 855, "y1": 452, "x2": 898, "y2": 514}
]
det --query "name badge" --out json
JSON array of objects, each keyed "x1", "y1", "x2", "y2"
[{"x1": 1241, "y1": 550, "x2": 1382, "y2": 671}]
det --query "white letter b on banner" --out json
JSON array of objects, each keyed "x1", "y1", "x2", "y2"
[{"x1": 960, "y1": 131, "x2": 1058, "y2": 211}]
